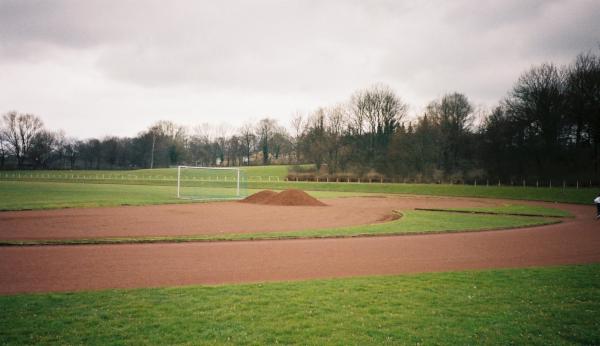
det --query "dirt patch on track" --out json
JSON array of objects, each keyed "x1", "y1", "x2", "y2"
[
  {"x1": 377, "y1": 213, "x2": 401, "y2": 222},
  {"x1": 0, "y1": 195, "x2": 492, "y2": 241}
]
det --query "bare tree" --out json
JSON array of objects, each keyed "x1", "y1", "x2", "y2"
[
  {"x1": 225, "y1": 135, "x2": 243, "y2": 166},
  {"x1": 0, "y1": 129, "x2": 7, "y2": 169},
  {"x1": 425, "y1": 92, "x2": 475, "y2": 173},
  {"x1": 290, "y1": 111, "x2": 305, "y2": 163},
  {"x1": 1, "y1": 111, "x2": 44, "y2": 168},
  {"x1": 565, "y1": 51, "x2": 600, "y2": 173},
  {"x1": 146, "y1": 120, "x2": 187, "y2": 167},
  {"x1": 325, "y1": 104, "x2": 348, "y2": 173},
  {"x1": 504, "y1": 63, "x2": 566, "y2": 175},
  {"x1": 193, "y1": 123, "x2": 215, "y2": 143},
  {"x1": 349, "y1": 92, "x2": 366, "y2": 136},
  {"x1": 214, "y1": 123, "x2": 233, "y2": 166},
  {"x1": 149, "y1": 120, "x2": 186, "y2": 140},
  {"x1": 270, "y1": 128, "x2": 292, "y2": 163},
  {"x1": 349, "y1": 85, "x2": 408, "y2": 172},
  {"x1": 28, "y1": 130, "x2": 58, "y2": 169},
  {"x1": 239, "y1": 122, "x2": 256, "y2": 165},
  {"x1": 61, "y1": 137, "x2": 80, "y2": 169},
  {"x1": 300, "y1": 108, "x2": 327, "y2": 170},
  {"x1": 255, "y1": 118, "x2": 277, "y2": 165}
]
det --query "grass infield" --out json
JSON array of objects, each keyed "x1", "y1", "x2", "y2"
[
  {"x1": 416, "y1": 204, "x2": 573, "y2": 218},
  {"x1": 1, "y1": 264, "x2": 598, "y2": 344},
  {"x1": 0, "y1": 181, "x2": 380, "y2": 211},
  {"x1": 0, "y1": 210, "x2": 559, "y2": 246},
  {"x1": 255, "y1": 181, "x2": 596, "y2": 205}
]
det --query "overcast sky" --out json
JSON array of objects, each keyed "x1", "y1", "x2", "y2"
[{"x1": 1, "y1": 0, "x2": 598, "y2": 138}]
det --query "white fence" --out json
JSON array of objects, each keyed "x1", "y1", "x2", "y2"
[
  {"x1": 0, "y1": 172, "x2": 282, "y2": 183},
  {"x1": 0, "y1": 171, "x2": 595, "y2": 189}
]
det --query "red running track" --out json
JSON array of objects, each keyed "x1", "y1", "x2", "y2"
[{"x1": 0, "y1": 200, "x2": 599, "y2": 294}]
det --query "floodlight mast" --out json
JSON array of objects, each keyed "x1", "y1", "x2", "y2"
[
  {"x1": 177, "y1": 165, "x2": 181, "y2": 198},
  {"x1": 237, "y1": 168, "x2": 240, "y2": 196}
]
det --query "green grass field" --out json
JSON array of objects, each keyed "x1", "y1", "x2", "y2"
[
  {"x1": 0, "y1": 181, "x2": 383, "y2": 211},
  {"x1": 255, "y1": 181, "x2": 596, "y2": 205},
  {"x1": 1, "y1": 167, "x2": 595, "y2": 205},
  {"x1": 0, "y1": 181, "x2": 184, "y2": 210},
  {"x1": 1, "y1": 264, "x2": 598, "y2": 345},
  {"x1": 418, "y1": 204, "x2": 573, "y2": 218},
  {"x1": 0, "y1": 179, "x2": 595, "y2": 212}
]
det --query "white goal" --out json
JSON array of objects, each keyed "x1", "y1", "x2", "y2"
[{"x1": 177, "y1": 166, "x2": 247, "y2": 200}]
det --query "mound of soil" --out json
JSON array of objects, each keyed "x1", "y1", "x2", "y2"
[
  {"x1": 242, "y1": 189, "x2": 327, "y2": 206},
  {"x1": 242, "y1": 190, "x2": 278, "y2": 204},
  {"x1": 265, "y1": 189, "x2": 327, "y2": 206}
]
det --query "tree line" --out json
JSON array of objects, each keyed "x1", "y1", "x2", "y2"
[{"x1": 1, "y1": 49, "x2": 599, "y2": 183}]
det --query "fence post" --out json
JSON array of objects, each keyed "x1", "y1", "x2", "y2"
[
  {"x1": 474, "y1": 179, "x2": 477, "y2": 187},
  {"x1": 576, "y1": 180, "x2": 579, "y2": 189}
]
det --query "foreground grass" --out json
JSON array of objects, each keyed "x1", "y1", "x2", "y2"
[
  {"x1": 1, "y1": 265, "x2": 599, "y2": 344},
  {"x1": 1, "y1": 210, "x2": 558, "y2": 246}
]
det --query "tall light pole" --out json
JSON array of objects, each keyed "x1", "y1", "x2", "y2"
[{"x1": 150, "y1": 133, "x2": 156, "y2": 169}]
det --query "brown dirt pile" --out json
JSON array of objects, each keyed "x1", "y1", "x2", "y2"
[
  {"x1": 242, "y1": 189, "x2": 327, "y2": 206},
  {"x1": 241, "y1": 190, "x2": 278, "y2": 203}
]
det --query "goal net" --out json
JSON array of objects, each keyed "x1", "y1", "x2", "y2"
[{"x1": 177, "y1": 166, "x2": 248, "y2": 200}]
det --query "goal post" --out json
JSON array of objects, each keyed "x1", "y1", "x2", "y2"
[{"x1": 176, "y1": 166, "x2": 248, "y2": 200}]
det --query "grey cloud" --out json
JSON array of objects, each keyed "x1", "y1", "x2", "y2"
[
  {"x1": 442, "y1": 0, "x2": 554, "y2": 32},
  {"x1": 379, "y1": 0, "x2": 600, "y2": 106},
  {"x1": 0, "y1": 0, "x2": 599, "y2": 138},
  {"x1": 90, "y1": 1, "x2": 386, "y2": 91},
  {"x1": 526, "y1": 1, "x2": 600, "y2": 58},
  {"x1": 0, "y1": 0, "x2": 107, "y2": 48}
]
